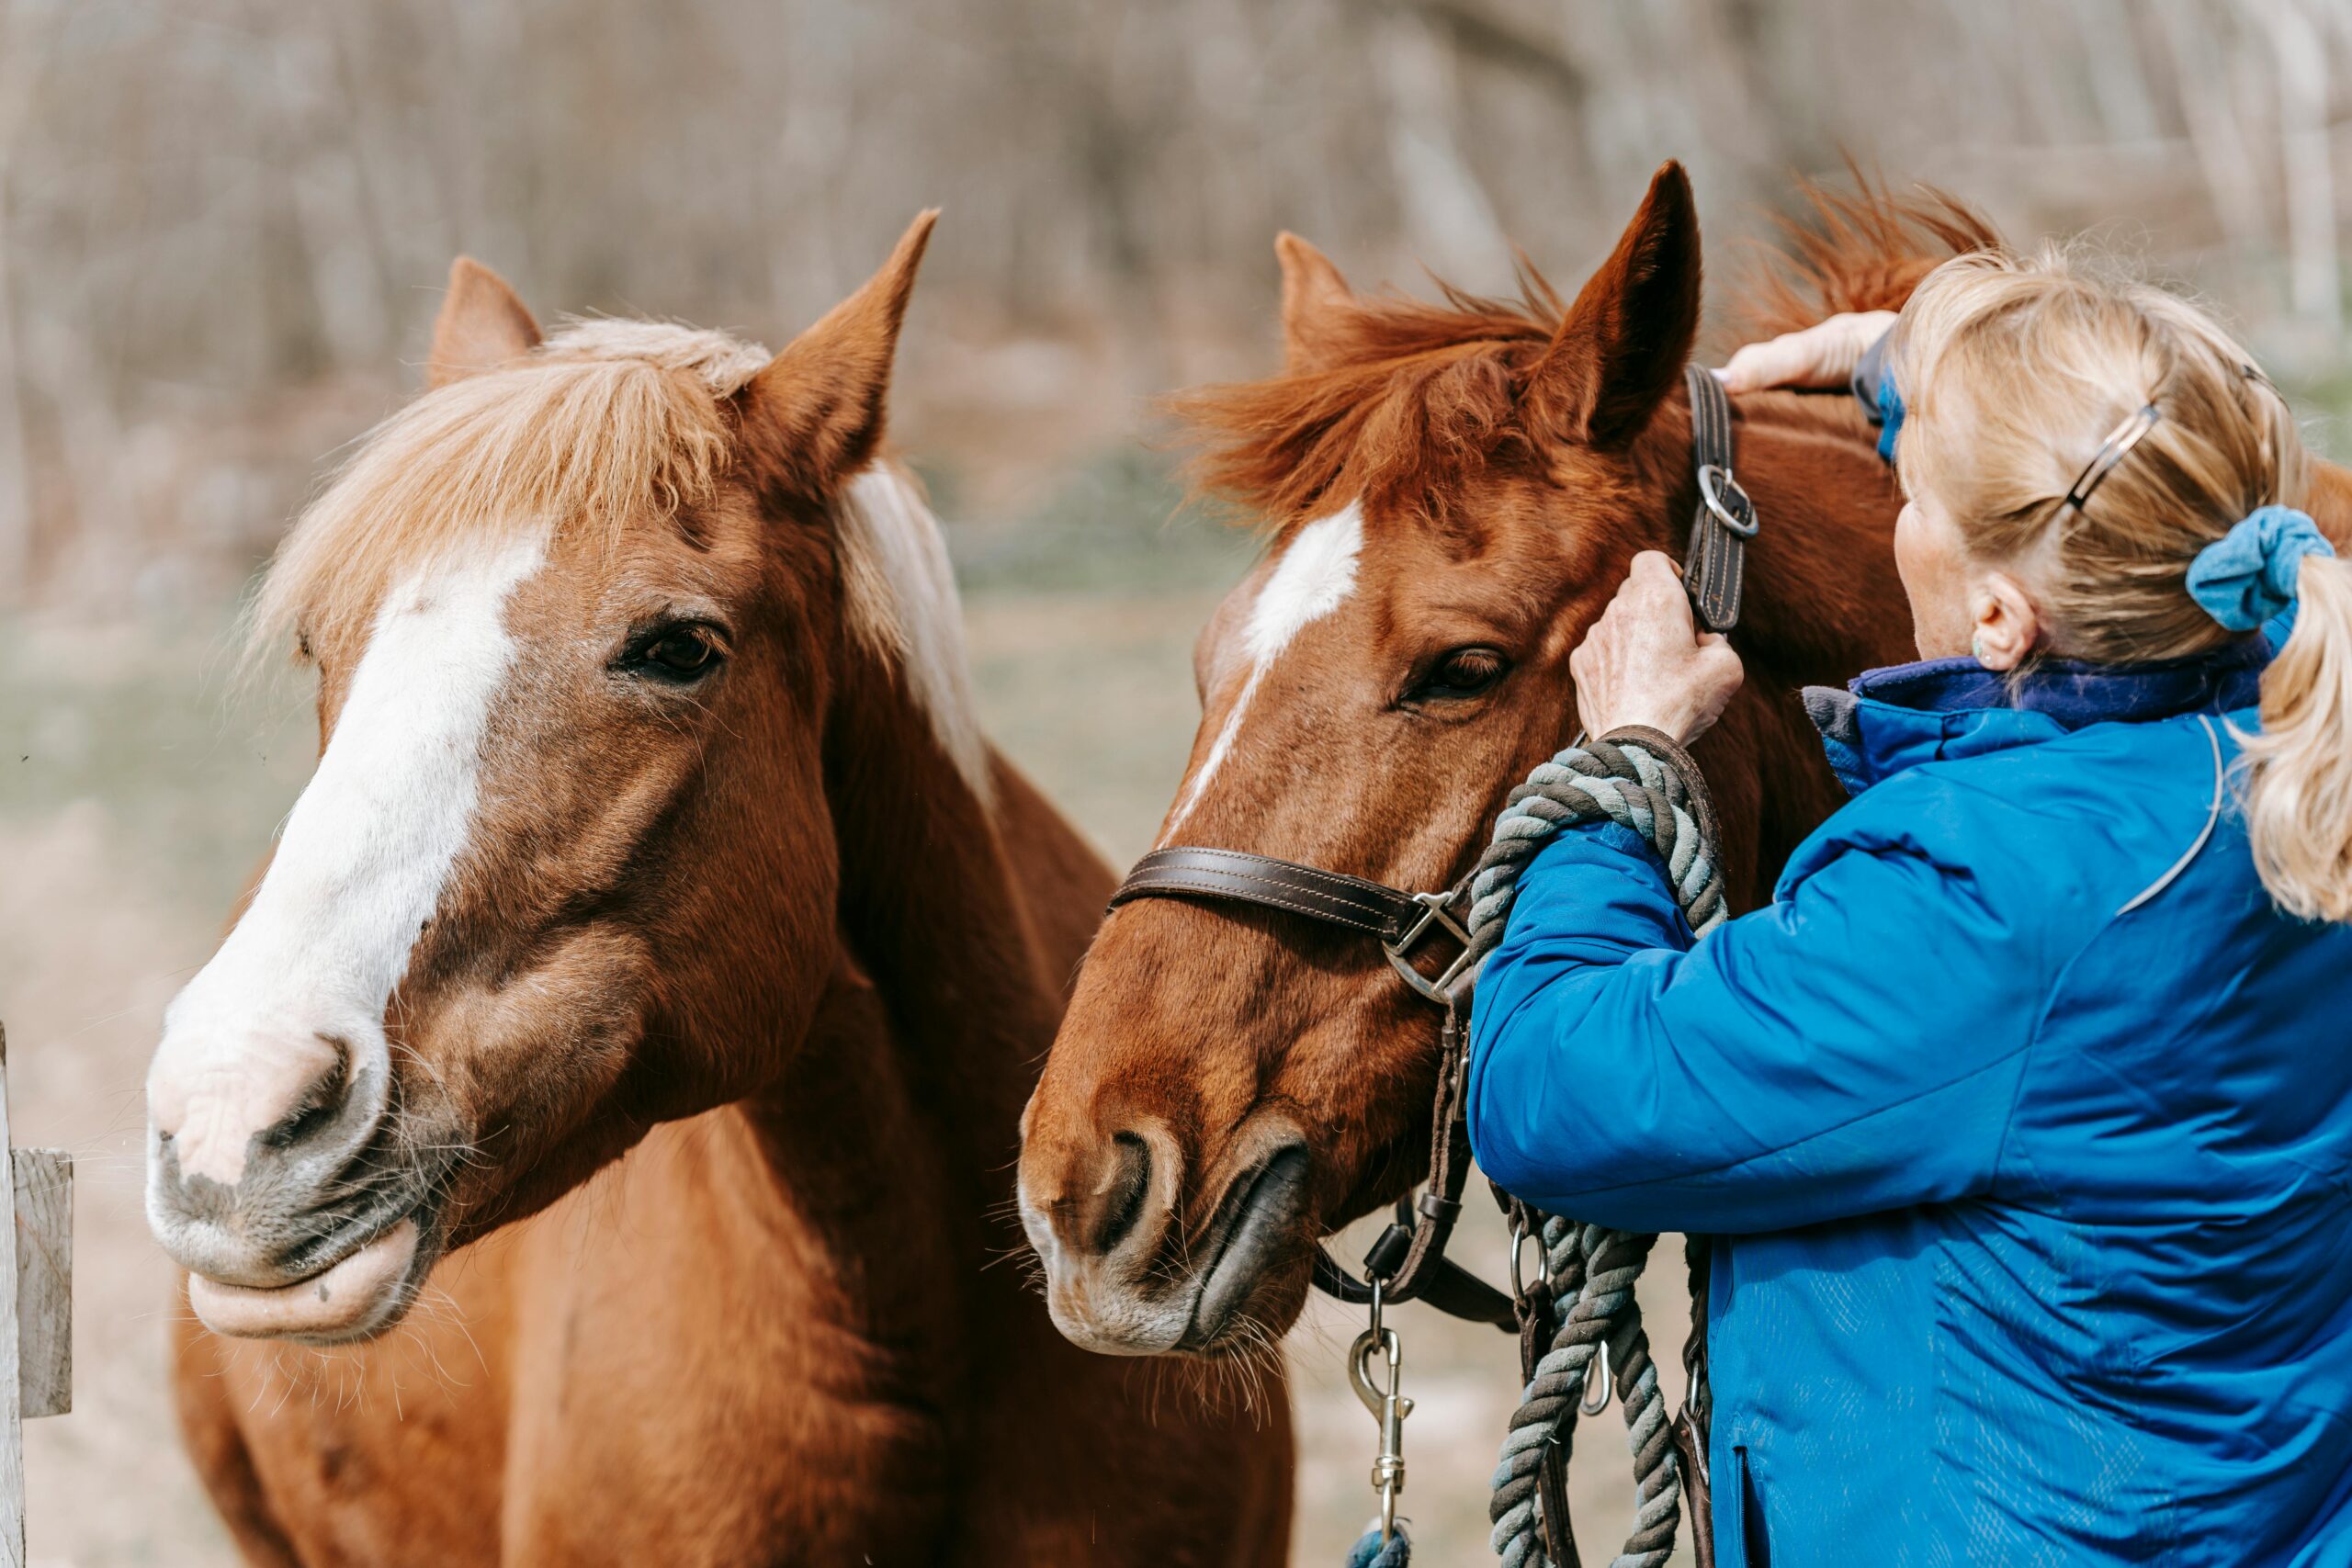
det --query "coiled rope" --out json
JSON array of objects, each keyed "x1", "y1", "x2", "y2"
[{"x1": 1464, "y1": 733, "x2": 1726, "y2": 1568}]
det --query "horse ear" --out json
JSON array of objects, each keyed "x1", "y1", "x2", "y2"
[
  {"x1": 1526, "y1": 162, "x2": 1702, "y2": 446},
  {"x1": 1276, "y1": 232, "x2": 1355, "y2": 374},
  {"x1": 426, "y1": 258, "x2": 542, "y2": 389},
  {"x1": 738, "y1": 210, "x2": 938, "y2": 502}
]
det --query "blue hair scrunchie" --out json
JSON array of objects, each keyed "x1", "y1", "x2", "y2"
[{"x1": 2185, "y1": 505, "x2": 2336, "y2": 631}]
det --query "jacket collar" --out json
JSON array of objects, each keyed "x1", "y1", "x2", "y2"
[{"x1": 1804, "y1": 639, "x2": 2268, "y2": 795}]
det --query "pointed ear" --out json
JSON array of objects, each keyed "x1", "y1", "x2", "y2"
[
  {"x1": 738, "y1": 210, "x2": 938, "y2": 502},
  {"x1": 426, "y1": 258, "x2": 542, "y2": 389},
  {"x1": 1276, "y1": 231, "x2": 1356, "y2": 374},
  {"x1": 1524, "y1": 162, "x2": 1702, "y2": 446}
]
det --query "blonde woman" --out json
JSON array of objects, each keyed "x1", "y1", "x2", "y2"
[{"x1": 1466, "y1": 250, "x2": 2352, "y2": 1566}]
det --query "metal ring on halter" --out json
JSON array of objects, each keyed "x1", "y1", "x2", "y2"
[
  {"x1": 1697, "y1": 463, "x2": 1759, "y2": 538},
  {"x1": 1382, "y1": 888, "x2": 1475, "y2": 1006},
  {"x1": 1508, "y1": 1222, "x2": 1550, "y2": 1300}
]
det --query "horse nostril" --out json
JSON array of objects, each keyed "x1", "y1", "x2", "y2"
[
  {"x1": 1094, "y1": 1131, "x2": 1152, "y2": 1255},
  {"x1": 255, "y1": 1036, "x2": 353, "y2": 1154}
]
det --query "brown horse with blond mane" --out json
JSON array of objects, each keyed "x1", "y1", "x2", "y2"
[
  {"x1": 143, "y1": 217, "x2": 1289, "y2": 1566},
  {"x1": 1016, "y1": 164, "x2": 1997, "y2": 1359}
]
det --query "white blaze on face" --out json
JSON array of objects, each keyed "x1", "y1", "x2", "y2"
[
  {"x1": 149, "y1": 537, "x2": 546, "y2": 1188},
  {"x1": 1161, "y1": 502, "x2": 1364, "y2": 838}
]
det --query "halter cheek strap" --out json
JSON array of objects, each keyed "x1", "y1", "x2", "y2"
[{"x1": 1684, "y1": 363, "x2": 1756, "y2": 632}]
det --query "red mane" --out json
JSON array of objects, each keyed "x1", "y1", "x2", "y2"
[
  {"x1": 1171, "y1": 173, "x2": 1996, "y2": 529},
  {"x1": 1736, "y1": 170, "x2": 1999, "y2": 337}
]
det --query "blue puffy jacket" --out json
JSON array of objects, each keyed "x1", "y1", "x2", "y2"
[{"x1": 1466, "y1": 643, "x2": 2352, "y2": 1566}]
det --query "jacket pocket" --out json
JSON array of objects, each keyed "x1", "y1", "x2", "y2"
[{"x1": 1728, "y1": 1446, "x2": 1770, "y2": 1568}]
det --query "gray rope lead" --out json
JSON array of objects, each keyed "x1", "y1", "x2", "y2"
[
  {"x1": 1465, "y1": 736, "x2": 1724, "y2": 1568},
  {"x1": 1464, "y1": 737, "x2": 1727, "y2": 974}
]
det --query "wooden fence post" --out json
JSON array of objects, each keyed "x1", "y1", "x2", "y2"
[{"x1": 0, "y1": 1023, "x2": 74, "y2": 1568}]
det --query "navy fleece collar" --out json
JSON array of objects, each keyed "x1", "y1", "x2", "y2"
[{"x1": 1804, "y1": 640, "x2": 2268, "y2": 795}]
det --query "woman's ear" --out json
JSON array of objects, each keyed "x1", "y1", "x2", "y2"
[{"x1": 1970, "y1": 570, "x2": 2044, "y2": 670}]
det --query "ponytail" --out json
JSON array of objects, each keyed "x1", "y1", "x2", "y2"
[
  {"x1": 2242, "y1": 552, "x2": 2352, "y2": 921},
  {"x1": 2185, "y1": 504, "x2": 2352, "y2": 922}
]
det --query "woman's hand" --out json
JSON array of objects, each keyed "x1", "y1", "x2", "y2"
[
  {"x1": 1716, "y1": 310, "x2": 1897, "y2": 394},
  {"x1": 1572, "y1": 552, "x2": 1745, "y2": 745}
]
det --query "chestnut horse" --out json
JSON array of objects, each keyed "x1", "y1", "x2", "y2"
[
  {"x1": 144, "y1": 218, "x2": 1289, "y2": 1566},
  {"x1": 1015, "y1": 165, "x2": 1996, "y2": 1359}
]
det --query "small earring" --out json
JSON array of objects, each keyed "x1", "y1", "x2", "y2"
[{"x1": 1971, "y1": 635, "x2": 1987, "y2": 663}]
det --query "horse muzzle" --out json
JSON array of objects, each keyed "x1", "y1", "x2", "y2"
[
  {"x1": 145, "y1": 1005, "x2": 453, "y2": 1342},
  {"x1": 1018, "y1": 1114, "x2": 1316, "y2": 1357}
]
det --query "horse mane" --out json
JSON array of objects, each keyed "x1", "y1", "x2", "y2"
[
  {"x1": 1170, "y1": 282, "x2": 1565, "y2": 529},
  {"x1": 1174, "y1": 174, "x2": 1997, "y2": 530},
  {"x1": 1736, "y1": 170, "x2": 1999, "y2": 338}
]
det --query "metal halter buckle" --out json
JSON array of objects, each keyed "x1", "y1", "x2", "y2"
[
  {"x1": 1697, "y1": 462, "x2": 1759, "y2": 538},
  {"x1": 1382, "y1": 889, "x2": 1474, "y2": 1005}
]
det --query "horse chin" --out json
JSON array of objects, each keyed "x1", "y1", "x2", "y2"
[
  {"x1": 1178, "y1": 1258, "x2": 1315, "y2": 1360},
  {"x1": 185, "y1": 1215, "x2": 435, "y2": 1346}
]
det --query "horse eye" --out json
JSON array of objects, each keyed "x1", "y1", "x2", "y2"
[
  {"x1": 1413, "y1": 646, "x2": 1510, "y2": 702},
  {"x1": 628, "y1": 624, "x2": 724, "y2": 682}
]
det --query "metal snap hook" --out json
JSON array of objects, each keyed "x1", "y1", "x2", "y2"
[
  {"x1": 1581, "y1": 1337, "x2": 1613, "y2": 1416},
  {"x1": 1348, "y1": 1280, "x2": 1414, "y2": 1543}
]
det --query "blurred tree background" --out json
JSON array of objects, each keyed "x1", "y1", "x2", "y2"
[
  {"x1": 3, "y1": 0, "x2": 2351, "y2": 604},
  {"x1": 5, "y1": 2, "x2": 2352, "y2": 1563}
]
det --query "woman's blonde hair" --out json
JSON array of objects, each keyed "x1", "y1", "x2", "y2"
[{"x1": 1893, "y1": 245, "x2": 2352, "y2": 921}]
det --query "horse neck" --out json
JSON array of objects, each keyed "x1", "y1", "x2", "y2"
[
  {"x1": 709, "y1": 647, "x2": 1067, "y2": 1355},
  {"x1": 1645, "y1": 389, "x2": 1916, "y2": 681},
  {"x1": 2305, "y1": 457, "x2": 2352, "y2": 549},
  {"x1": 1618, "y1": 388, "x2": 1917, "y2": 883},
  {"x1": 813, "y1": 637, "x2": 1078, "y2": 1197},
  {"x1": 729, "y1": 965, "x2": 967, "y2": 1343}
]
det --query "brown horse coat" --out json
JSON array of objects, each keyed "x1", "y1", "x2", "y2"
[{"x1": 150, "y1": 221, "x2": 1290, "y2": 1567}]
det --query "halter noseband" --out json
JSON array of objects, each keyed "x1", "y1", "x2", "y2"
[{"x1": 1109, "y1": 848, "x2": 1476, "y2": 1007}]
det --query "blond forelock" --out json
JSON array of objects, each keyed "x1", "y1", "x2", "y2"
[{"x1": 252, "y1": 321, "x2": 772, "y2": 658}]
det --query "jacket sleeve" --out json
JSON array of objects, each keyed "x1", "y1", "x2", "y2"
[
  {"x1": 1850, "y1": 325, "x2": 1903, "y2": 463},
  {"x1": 1464, "y1": 813, "x2": 2041, "y2": 1235}
]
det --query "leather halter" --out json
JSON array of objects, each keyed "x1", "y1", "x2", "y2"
[
  {"x1": 1104, "y1": 365, "x2": 1755, "y2": 1328},
  {"x1": 1110, "y1": 848, "x2": 1476, "y2": 1005}
]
